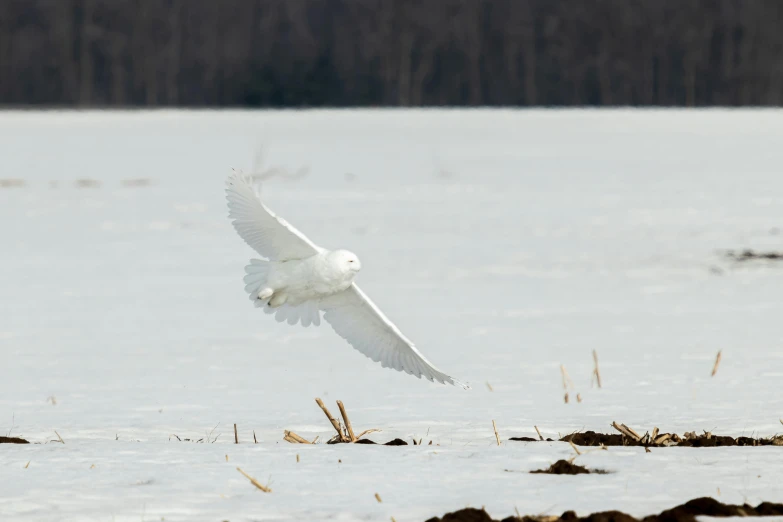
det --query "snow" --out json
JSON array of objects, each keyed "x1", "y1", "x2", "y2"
[{"x1": 1, "y1": 109, "x2": 783, "y2": 521}]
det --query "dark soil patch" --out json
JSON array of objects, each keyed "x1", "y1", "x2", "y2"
[
  {"x1": 0, "y1": 436, "x2": 30, "y2": 444},
  {"x1": 511, "y1": 430, "x2": 783, "y2": 448},
  {"x1": 382, "y1": 438, "x2": 409, "y2": 446},
  {"x1": 425, "y1": 497, "x2": 783, "y2": 522},
  {"x1": 427, "y1": 508, "x2": 494, "y2": 522},
  {"x1": 727, "y1": 249, "x2": 783, "y2": 262},
  {"x1": 530, "y1": 459, "x2": 592, "y2": 475},
  {"x1": 561, "y1": 431, "x2": 631, "y2": 447},
  {"x1": 337, "y1": 438, "x2": 409, "y2": 446},
  {"x1": 674, "y1": 433, "x2": 781, "y2": 447},
  {"x1": 510, "y1": 436, "x2": 554, "y2": 442}
]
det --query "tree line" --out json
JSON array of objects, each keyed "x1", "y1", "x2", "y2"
[{"x1": 1, "y1": 0, "x2": 781, "y2": 107}]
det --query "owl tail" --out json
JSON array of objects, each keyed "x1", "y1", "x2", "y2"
[{"x1": 243, "y1": 259, "x2": 272, "y2": 304}]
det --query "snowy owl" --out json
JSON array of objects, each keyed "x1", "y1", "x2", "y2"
[{"x1": 226, "y1": 172, "x2": 467, "y2": 388}]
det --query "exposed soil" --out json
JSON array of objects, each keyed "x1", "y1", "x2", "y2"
[
  {"x1": 382, "y1": 438, "x2": 409, "y2": 446},
  {"x1": 677, "y1": 434, "x2": 781, "y2": 447},
  {"x1": 0, "y1": 436, "x2": 30, "y2": 444},
  {"x1": 425, "y1": 497, "x2": 783, "y2": 522},
  {"x1": 427, "y1": 508, "x2": 495, "y2": 522},
  {"x1": 510, "y1": 430, "x2": 783, "y2": 448},
  {"x1": 338, "y1": 438, "x2": 409, "y2": 446},
  {"x1": 561, "y1": 431, "x2": 631, "y2": 447},
  {"x1": 529, "y1": 459, "x2": 593, "y2": 475},
  {"x1": 727, "y1": 249, "x2": 783, "y2": 262}
]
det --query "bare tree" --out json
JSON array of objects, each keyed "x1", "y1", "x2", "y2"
[{"x1": 0, "y1": 0, "x2": 781, "y2": 107}]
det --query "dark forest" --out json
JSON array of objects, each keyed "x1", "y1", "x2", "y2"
[{"x1": 1, "y1": 0, "x2": 782, "y2": 107}]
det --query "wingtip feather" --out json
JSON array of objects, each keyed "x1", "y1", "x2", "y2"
[{"x1": 449, "y1": 377, "x2": 471, "y2": 390}]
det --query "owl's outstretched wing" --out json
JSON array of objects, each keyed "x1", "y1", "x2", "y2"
[
  {"x1": 319, "y1": 284, "x2": 468, "y2": 388},
  {"x1": 226, "y1": 171, "x2": 322, "y2": 261}
]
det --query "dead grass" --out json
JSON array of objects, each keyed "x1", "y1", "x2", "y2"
[
  {"x1": 711, "y1": 350, "x2": 722, "y2": 377},
  {"x1": 169, "y1": 423, "x2": 221, "y2": 443},
  {"x1": 592, "y1": 350, "x2": 602, "y2": 388},
  {"x1": 236, "y1": 467, "x2": 271, "y2": 493},
  {"x1": 285, "y1": 398, "x2": 382, "y2": 444}
]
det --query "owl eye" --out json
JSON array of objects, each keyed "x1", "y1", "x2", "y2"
[{"x1": 348, "y1": 260, "x2": 354, "y2": 263}]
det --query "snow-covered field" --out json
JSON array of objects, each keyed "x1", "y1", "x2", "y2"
[{"x1": 1, "y1": 109, "x2": 782, "y2": 521}]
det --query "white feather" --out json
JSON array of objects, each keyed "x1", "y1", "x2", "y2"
[
  {"x1": 225, "y1": 171, "x2": 322, "y2": 261},
  {"x1": 258, "y1": 300, "x2": 321, "y2": 328},
  {"x1": 243, "y1": 259, "x2": 269, "y2": 300},
  {"x1": 319, "y1": 284, "x2": 468, "y2": 388}
]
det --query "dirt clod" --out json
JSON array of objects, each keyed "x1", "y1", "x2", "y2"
[
  {"x1": 513, "y1": 430, "x2": 783, "y2": 448},
  {"x1": 651, "y1": 496, "x2": 783, "y2": 521},
  {"x1": 0, "y1": 436, "x2": 30, "y2": 444},
  {"x1": 383, "y1": 438, "x2": 409, "y2": 446},
  {"x1": 561, "y1": 431, "x2": 629, "y2": 446},
  {"x1": 530, "y1": 459, "x2": 592, "y2": 475},
  {"x1": 426, "y1": 497, "x2": 783, "y2": 522},
  {"x1": 350, "y1": 438, "x2": 409, "y2": 446},
  {"x1": 425, "y1": 507, "x2": 493, "y2": 522}
]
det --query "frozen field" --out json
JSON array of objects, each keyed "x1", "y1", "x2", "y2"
[{"x1": 1, "y1": 109, "x2": 782, "y2": 521}]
